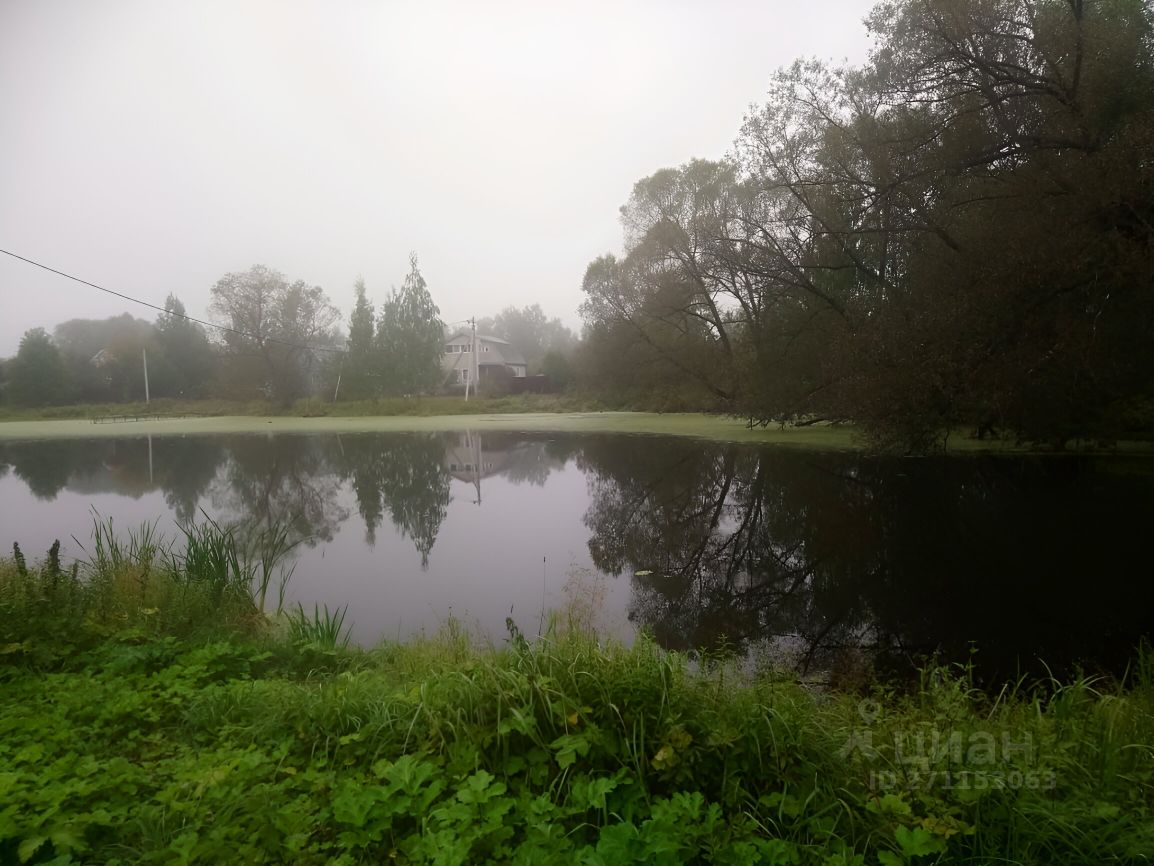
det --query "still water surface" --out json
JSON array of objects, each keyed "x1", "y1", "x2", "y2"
[{"x1": 2, "y1": 430, "x2": 1152, "y2": 682}]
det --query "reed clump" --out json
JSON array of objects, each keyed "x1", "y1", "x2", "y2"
[{"x1": 0, "y1": 513, "x2": 305, "y2": 665}]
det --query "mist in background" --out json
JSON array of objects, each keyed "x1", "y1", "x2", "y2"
[{"x1": 0, "y1": 0, "x2": 874, "y2": 353}]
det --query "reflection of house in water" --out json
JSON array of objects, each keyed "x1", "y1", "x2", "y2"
[
  {"x1": 445, "y1": 431, "x2": 509, "y2": 484},
  {"x1": 54, "y1": 436, "x2": 158, "y2": 498},
  {"x1": 444, "y1": 431, "x2": 568, "y2": 504}
]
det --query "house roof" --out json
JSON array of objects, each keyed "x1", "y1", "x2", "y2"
[
  {"x1": 446, "y1": 331, "x2": 509, "y2": 346},
  {"x1": 444, "y1": 332, "x2": 527, "y2": 367}
]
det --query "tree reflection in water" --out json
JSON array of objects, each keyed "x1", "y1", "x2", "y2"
[
  {"x1": 577, "y1": 437, "x2": 1154, "y2": 683},
  {"x1": 0, "y1": 436, "x2": 224, "y2": 520},
  {"x1": 209, "y1": 434, "x2": 349, "y2": 548},
  {"x1": 333, "y1": 433, "x2": 450, "y2": 566}
]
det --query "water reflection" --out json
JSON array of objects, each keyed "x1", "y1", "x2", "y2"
[
  {"x1": 580, "y1": 438, "x2": 1154, "y2": 682},
  {"x1": 0, "y1": 436, "x2": 224, "y2": 521},
  {"x1": 579, "y1": 439, "x2": 883, "y2": 669},
  {"x1": 1, "y1": 432, "x2": 1151, "y2": 681},
  {"x1": 333, "y1": 433, "x2": 449, "y2": 563}
]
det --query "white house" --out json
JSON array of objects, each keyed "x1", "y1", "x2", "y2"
[{"x1": 441, "y1": 332, "x2": 527, "y2": 388}]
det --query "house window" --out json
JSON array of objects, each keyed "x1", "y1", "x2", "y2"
[{"x1": 462, "y1": 345, "x2": 471, "y2": 353}]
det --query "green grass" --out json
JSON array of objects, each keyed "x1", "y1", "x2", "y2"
[
  {"x1": 0, "y1": 397, "x2": 274, "y2": 422},
  {"x1": 2, "y1": 529, "x2": 1153, "y2": 864}
]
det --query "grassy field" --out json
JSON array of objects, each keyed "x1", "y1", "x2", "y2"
[{"x1": 3, "y1": 525, "x2": 1153, "y2": 865}]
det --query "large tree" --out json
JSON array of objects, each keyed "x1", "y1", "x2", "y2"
[
  {"x1": 581, "y1": 0, "x2": 1154, "y2": 448},
  {"x1": 209, "y1": 265, "x2": 340, "y2": 404},
  {"x1": 340, "y1": 278, "x2": 379, "y2": 400},
  {"x1": 154, "y1": 295, "x2": 215, "y2": 398},
  {"x1": 7, "y1": 328, "x2": 70, "y2": 407},
  {"x1": 376, "y1": 255, "x2": 444, "y2": 396}
]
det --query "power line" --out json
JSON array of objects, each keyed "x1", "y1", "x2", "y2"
[{"x1": 0, "y1": 247, "x2": 346, "y2": 355}]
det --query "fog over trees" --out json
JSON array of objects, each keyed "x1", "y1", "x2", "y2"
[{"x1": 0, "y1": 255, "x2": 579, "y2": 406}]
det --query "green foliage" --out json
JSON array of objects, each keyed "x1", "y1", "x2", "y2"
[
  {"x1": 9, "y1": 512, "x2": 1154, "y2": 863},
  {"x1": 0, "y1": 515, "x2": 298, "y2": 667},
  {"x1": 0, "y1": 393, "x2": 619, "y2": 422},
  {"x1": 7, "y1": 328, "x2": 70, "y2": 407},
  {"x1": 540, "y1": 349, "x2": 574, "y2": 390},
  {"x1": 376, "y1": 254, "x2": 445, "y2": 396},
  {"x1": 52, "y1": 313, "x2": 155, "y2": 404},
  {"x1": 580, "y1": 0, "x2": 1154, "y2": 449},
  {"x1": 210, "y1": 264, "x2": 341, "y2": 405},
  {"x1": 153, "y1": 294, "x2": 216, "y2": 398},
  {"x1": 286, "y1": 602, "x2": 350, "y2": 650},
  {"x1": 1, "y1": 528, "x2": 1151, "y2": 866},
  {"x1": 342, "y1": 277, "x2": 380, "y2": 400}
]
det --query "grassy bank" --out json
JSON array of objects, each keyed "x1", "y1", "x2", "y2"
[
  {"x1": 2, "y1": 529, "x2": 1153, "y2": 865},
  {"x1": 4, "y1": 397, "x2": 1154, "y2": 454},
  {"x1": 0, "y1": 394, "x2": 607, "y2": 423},
  {"x1": 0, "y1": 411, "x2": 863, "y2": 448}
]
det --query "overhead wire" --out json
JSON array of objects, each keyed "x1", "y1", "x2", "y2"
[{"x1": 0, "y1": 247, "x2": 346, "y2": 355}]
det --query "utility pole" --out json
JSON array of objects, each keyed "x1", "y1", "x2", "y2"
[
  {"x1": 142, "y1": 348, "x2": 150, "y2": 404},
  {"x1": 464, "y1": 317, "x2": 477, "y2": 401}
]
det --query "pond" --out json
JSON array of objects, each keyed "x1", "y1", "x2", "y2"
[{"x1": 2, "y1": 429, "x2": 1153, "y2": 684}]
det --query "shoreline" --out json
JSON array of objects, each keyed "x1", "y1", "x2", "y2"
[
  {"x1": 0, "y1": 412, "x2": 861, "y2": 446},
  {"x1": 1, "y1": 412, "x2": 1153, "y2": 456}
]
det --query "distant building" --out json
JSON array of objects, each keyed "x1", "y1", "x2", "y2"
[{"x1": 441, "y1": 332, "x2": 527, "y2": 389}]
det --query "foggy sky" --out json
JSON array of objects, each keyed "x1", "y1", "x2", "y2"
[{"x1": 0, "y1": 0, "x2": 876, "y2": 356}]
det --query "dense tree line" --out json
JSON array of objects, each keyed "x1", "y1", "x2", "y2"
[
  {"x1": 0, "y1": 259, "x2": 582, "y2": 407},
  {"x1": 579, "y1": 0, "x2": 1154, "y2": 447},
  {"x1": 0, "y1": 258, "x2": 455, "y2": 407},
  {"x1": 1, "y1": 298, "x2": 217, "y2": 407}
]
